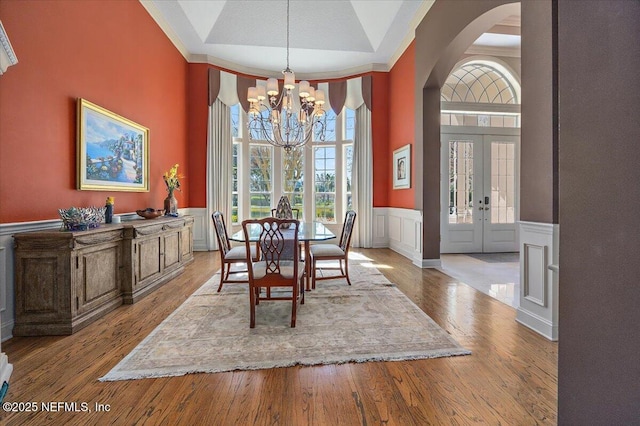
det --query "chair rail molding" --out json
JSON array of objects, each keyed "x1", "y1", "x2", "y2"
[
  {"x1": 516, "y1": 221, "x2": 559, "y2": 341},
  {"x1": 0, "y1": 20, "x2": 18, "y2": 75}
]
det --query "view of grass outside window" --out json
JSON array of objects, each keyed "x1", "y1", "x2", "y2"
[
  {"x1": 314, "y1": 146, "x2": 336, "y2": 223},
  {"x1": 283, "y1": 147, "x2": 304, "y2": 215},
  {"x1": 249, "y1": 145, "x2": 272, "y2": 218}
]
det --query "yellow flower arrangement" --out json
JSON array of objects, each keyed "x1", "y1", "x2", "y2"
[{"x1": 163, "y1": 164, "x2": 182, "y2": 194}]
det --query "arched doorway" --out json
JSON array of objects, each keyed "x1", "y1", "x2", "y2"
[{"x1": 440, "y1": 59, "x2": 521, "y2": 253}]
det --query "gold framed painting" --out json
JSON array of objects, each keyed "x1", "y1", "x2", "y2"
[
  {"x1": 77, "y1": 98, "x2": 149, "y2": 192},
  {"x1": 393, "y1": 144, "x2": 411, "y2": 189}
]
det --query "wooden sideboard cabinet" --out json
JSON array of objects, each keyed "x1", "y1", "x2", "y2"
[
  {"x1": 122, "y1": 216, "x2": 194, "y2": 303},
  {"x1": 13, "y1": 216, "x2": 194, "y2": 336}
]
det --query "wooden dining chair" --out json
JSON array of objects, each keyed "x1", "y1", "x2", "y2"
[
  {"x1": 211, "y1": 211, "x2": 256, "y2": 292},
  {"x1": 309, "y1": 210, "x2": 357, "y2": 289},
  {"x1": 242, "y1": 218, "x2": 305, "y2": 328}
]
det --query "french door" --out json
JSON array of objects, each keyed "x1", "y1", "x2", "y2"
[{"x1": 440, "y1": 134, "x2": 520, "y2": 253}]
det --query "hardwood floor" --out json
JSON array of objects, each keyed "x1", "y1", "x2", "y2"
[{"x1": 1, "y1": 249, "x2": 557, "y2": 425}]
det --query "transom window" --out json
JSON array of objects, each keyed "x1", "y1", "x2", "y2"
[
  {"x1": 231, "y1": 104, "x2": 353, "y2": 225},
  {"x1": 441, "y1": 61, "x2": 521, "y2": 128}
]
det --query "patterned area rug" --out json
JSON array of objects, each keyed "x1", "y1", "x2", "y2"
[{"x1": 100, "y1": 262, "x2": 470, "y2": 381}]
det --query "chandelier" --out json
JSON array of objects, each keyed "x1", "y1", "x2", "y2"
[{"x1": 246, "y1": 0, "x2": 326, "y2": 152}]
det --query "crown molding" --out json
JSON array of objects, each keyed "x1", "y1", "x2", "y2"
[
  {"x1": 0, "y1": 20, "x2": 18, "y2": 75},
  {"x1": 388, "y1": 0, "x2": 435, "y2": 70},
  {"x1": 190, "y1": 54, "x2": 388, "y2": 80},
  {"x1": 139, "y1": 0, "x2": 190, "y2": 61}
]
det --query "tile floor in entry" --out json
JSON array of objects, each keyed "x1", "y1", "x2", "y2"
[{"x1": 439, "y1": 253, "x2": 520, "y2": 308}]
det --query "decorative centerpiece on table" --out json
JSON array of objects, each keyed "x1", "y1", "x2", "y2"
[{"x1": 163, "y1": 164, "x2": 181, "y2": 216}]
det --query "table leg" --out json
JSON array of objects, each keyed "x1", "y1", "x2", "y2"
[{"x1": 304, "y1": 240, "x2": 311, "y2": 291}]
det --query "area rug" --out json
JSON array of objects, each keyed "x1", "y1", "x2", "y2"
[{"x1": 100, "y1": 261, "x2": 470, "y2": 381}]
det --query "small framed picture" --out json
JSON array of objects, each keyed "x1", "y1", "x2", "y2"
[
  {"x1": 393, "y1": 144, "x2": 411, "y2": 189},
  {"x1": 77, "y1": 98, "x2": 150, "y2": 192}
]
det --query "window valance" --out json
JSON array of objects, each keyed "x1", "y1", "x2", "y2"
[{"x1": 208, "y1": 68, "x2": 372, "y2": 112}]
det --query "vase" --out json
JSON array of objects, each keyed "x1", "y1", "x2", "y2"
[{"x1": 164, "y1": 191, "x2": 178, "y2": 216}]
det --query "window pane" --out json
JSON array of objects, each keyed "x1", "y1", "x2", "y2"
[
  {"x1": 231, "y1": 143, "x2": 239, "y2": 223},
  {"x1": 449, "y1": 140, "x2": 474, "y2": 224},
  {"x1": 283, "y1": 147, "x2": 304, "y2": 215},
  {"x1": 248, "y1": 109, "x2": 271, "y2": 141},
  {"x1": 491, "y1": 141, "x2": 516, "y2": 224},
  {"x1": 314, "y1": 109, "x2": 336, "y2": 142},
  {"x1": 344, "y1": 144, "x2": 353, "y2": 210},
  {"x1": 249, "y1": 145, "x2": 272, "y2": 218},
  {"x1": 315, "y1": 194, "x2": 336, "y2": 223},
  {"x1": 231, "y1": 104, "x2": 240, "y2": 138},
  {"x1": 344, "y1": 108, "x2": 355, "y2": 140},
  {"x1": 314, "y1": 146, "x2": 336, "y2": 223}
]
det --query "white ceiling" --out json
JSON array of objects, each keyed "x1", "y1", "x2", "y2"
[{"x1": 141, "y1": 0, "x2": 520, "y2": 79}]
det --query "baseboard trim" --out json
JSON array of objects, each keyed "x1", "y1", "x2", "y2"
[
  {"x1": 516, "y1": 307, "x2": 558, "y2": 341},
  {"x1": 414, "y1": 258, "x2": 441, "y2": 269}
]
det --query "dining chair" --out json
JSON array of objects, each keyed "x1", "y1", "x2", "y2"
[
  {"x1": 211, "y1": 211, "x2": 257, "y2": 292},
  {"x1": 242, "y1": 218, "x2": 305, "y2": 328},
  {"x1": 309, "y1": 210, "x2": 357, "y2": 289}
]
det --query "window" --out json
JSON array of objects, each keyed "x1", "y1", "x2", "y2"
[
  {"x1": 248, "y1": 145, "x2": 272, "y2": 218},
  {"x1": 344, "y1": 144, "x2": 353, "y2": 211},
  {"x1": 231, "y1": 143, "x2": 239, "y2": 223},
  {"x1": 283, "y1": 147, "x2": 304, "y2": 214},
  {"x1": 314, "y1": 146, "x2": 336, "y2": 222},
  {"x1": 231, "y1": 104, "x2": 354, "y2": 225},
  {"x1": 441, "y1": 61, "x2": 521, "y2": 128}
]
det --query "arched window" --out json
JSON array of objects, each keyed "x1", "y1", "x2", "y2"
[{"x1": 441, "y1": 60, "x2": 520, "y2": 128}]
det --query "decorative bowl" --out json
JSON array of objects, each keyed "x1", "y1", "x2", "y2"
[
  {"x1": 136, "y1": 208, "x2": 165, "y2": 219},
  {"x1": 59, "y1": 206, "x2": 105, "y2": 231}
]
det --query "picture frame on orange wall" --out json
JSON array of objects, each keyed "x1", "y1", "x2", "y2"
[
  {"x1": 76, "y1": 98, "x2": 150, "y2": 192},
  {"x1": 393, "y1": 144, "x2": 411, "y2": 190}
]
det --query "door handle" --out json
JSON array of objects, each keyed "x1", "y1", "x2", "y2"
[{"x1": 484, "y1": 196, "x2": 490, "y2": 205}]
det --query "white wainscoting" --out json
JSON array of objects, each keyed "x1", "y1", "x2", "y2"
[
  {"x1": 0, "y1": 209, "x2": 209, "y2": 342},
  {"x1": 180, "y1": 208, "x2": 208, "y2": 251},
  {"x1": 372, "y1": 207, "x2": 427, "y2": 267},
  {"x1": 517, "y1": 221, "x2": 559, "y2": 341}
]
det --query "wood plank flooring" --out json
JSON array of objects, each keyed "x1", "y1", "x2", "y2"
[{"x1": 1, "y1": 248, "x2": 557, "y2": 425}]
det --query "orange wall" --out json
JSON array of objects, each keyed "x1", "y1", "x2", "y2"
[
  {"x1": 388, "y1": 41, "x2": 416, "y2": 208},
  {"x1": 371, "y1": 72, "x2": 390, "y2": 207},
  {"x1": 187, "y1": 64, "x2": 210, "y2": 208},
  {"x1": 0, "y1": 0, "x2": 189, "y2": 223}
]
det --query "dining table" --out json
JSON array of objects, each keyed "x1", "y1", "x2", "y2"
[{"x1": 229, "y1": 221, "x2": 336, "y2": 291}]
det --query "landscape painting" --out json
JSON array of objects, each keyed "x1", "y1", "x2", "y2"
[{"x1": 77, "y1": 98, "x2": 149, "y2": 191}]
